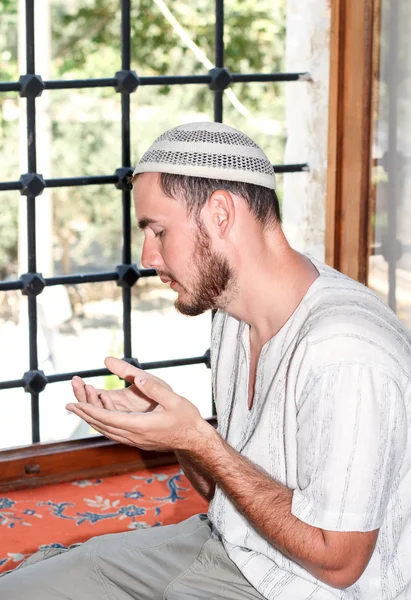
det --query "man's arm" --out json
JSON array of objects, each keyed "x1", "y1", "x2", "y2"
[
  {"x1": 67, "y1": 375, "x2": 379, "y2": 589},
  {"x1": 189, "y1": 429, "x2": 378, "y2": 590},
  {"x1": 175, "y1": 450, "x2": 215, "y2": 501}
]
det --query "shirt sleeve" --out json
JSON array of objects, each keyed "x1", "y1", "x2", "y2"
[{"x1": 291, "y1": 362, "x2": 407, "y2": 532}]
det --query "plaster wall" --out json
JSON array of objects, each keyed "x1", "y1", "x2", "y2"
[{"x1": 282, "y1": 0, "x2": 331, "y2": 261}]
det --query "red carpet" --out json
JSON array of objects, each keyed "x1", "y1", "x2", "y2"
[{"x1": 0, "y1": 464, "x2": 208, "y2": 574}]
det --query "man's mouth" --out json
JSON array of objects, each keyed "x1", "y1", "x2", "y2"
[{"x1": 158, "y1": 274, "x2": 177, "y2": 287}]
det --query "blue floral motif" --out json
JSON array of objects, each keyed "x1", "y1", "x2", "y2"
[
  {"x1": 39, "y1": 543, "x2": 69, "y2": 550},
  {"x1": 153, "y1": 474, "x2": 187, "y2": 503},
  {"x1": 23, "y1": 509, "x2": 36, "y2": 516},
  {"x1": 1, "y1": 514, "x2": 23, "y2": 528},
  {"x1": 124, "y1": 491, "x2": 144, "y2": 500},
  {"x1": 38, "y1": 501, "x2": 76, "y2": 520},
  {"x1": 75, "y1": 511, "x2": 119, "y2": 525},
  {"x1": 0, "y1": 498, "x2": 15, "y2": 509},
  {"x1": 0, "y1": 558, "x2": 8, "y2": 566},
  {"x1": 119, "y1": 505, "x2": 146, "y2": 518}
]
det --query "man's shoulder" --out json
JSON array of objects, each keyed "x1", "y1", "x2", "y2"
[{"x1": 300, "y1": 262, "x2": 411, "y2": 380}]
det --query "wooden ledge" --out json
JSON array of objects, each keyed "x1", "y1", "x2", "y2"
[{"x1": 0, "y1": 417, "x2": 217, "y2": 492}]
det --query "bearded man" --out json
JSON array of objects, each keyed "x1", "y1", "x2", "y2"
[{"x1": 1, "y1": 122, "x2": 411, "y2": 599}]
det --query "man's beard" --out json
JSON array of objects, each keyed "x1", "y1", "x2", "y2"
[{"x1": 174, "y1": 224, "x2": 236, "y2": 317}]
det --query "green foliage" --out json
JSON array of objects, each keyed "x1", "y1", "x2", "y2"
[
  {"x1": 0, "y1": 0, "x2": 286, "y2": 277},
  {"x1": 104, "y1": 374, "x2": 123, "y2": 390}
]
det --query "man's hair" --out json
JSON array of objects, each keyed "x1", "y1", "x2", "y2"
[{"x1": 133, "y1": 172, "x2": 281, "y2": 227}]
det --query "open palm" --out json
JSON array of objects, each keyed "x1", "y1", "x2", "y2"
[{"x1": 71, "y1": 356, "x2": 172, "y2": 413}]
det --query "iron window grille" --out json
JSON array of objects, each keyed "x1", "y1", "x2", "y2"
[{"x1": 0, "y1": 0, "x2": 310, "y2": 445}]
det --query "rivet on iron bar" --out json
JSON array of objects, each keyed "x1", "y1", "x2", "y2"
[
  {"x1": 114, "y1": 70, "x2": 140, "y2": 94},
  {"x1": 21, "y1": 272, "x2": 46, "y2": 297},
  {"x1": 22, "y1": 369, "x2": 48, "y2": 394},
  {"x1": 208, "y1": 67, "x2": 233, "y2": 91},
  {"x1": 116, "y1": 264, "x2": 141, "y2": 288},
  {"x1": 115, "y1": 167, "x2": 134, "y2": 191},
  {"x1": 19, "y1": 73, "x2": 45, "y2": 98},
  {"x1": 19, "y1": 172, "x2": 46, "y2": 197}
]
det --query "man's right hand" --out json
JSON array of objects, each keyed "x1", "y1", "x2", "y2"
[{"x1": 71, "y1": 356, "x2": 172, "y2": 414}]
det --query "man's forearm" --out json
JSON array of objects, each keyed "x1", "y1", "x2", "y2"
[
  {"x1": 175, "y1": 450, "x2": 215, "y2": 501},
  {"x1": 188, "y1": 428, "x2": 376, "y2": 589}
]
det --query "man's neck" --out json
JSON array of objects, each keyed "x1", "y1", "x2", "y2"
[{"x1": 224, "y1": 242, "x2": 319, "y2": 347}]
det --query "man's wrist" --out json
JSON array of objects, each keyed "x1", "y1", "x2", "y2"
[{"x1": 179, "y1": 418, "x2": 219, "y2": 455}]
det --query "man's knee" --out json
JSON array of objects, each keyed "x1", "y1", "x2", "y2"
[{"x1": 0, "y1": 540, "x2": 102, "y2": 600}]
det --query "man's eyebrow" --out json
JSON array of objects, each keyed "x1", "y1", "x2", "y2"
[{"x1": 138, "y1": 218, "x2": 158, "y2": 230}]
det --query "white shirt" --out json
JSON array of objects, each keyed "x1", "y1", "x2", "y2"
[{"x1": 208, "y1": 259, "x2": 411, "y2": 599}]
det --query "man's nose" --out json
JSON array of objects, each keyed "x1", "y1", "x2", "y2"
[{"x1": 141, "y1": 239, "x2": 164, "y2": 270}]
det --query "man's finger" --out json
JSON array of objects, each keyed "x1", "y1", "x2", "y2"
[
  {"x1": 85, "y1": 384, "x2": 103, "y2": 407},
  {"x1": 89, "y1": 423, "x2": 131, "y2": 446},
  {"x1": 134, "y1": 376, "x2": 176, "y2": 410},
  {"x1": 69, "y1": 405, "x2": 135, "y2": 441},
  {"x1": 104, "y1": 356, "x2": 145, "y2": 384},
  {"x1": 99, "y1": 392, "x2": 116, "y2": 411},
  {"x1": 66, "y1": 401, "x2": 144, "y2": 430},
  {"x1": 71, "y1": 376, "x2": 87, "y2": 402}
]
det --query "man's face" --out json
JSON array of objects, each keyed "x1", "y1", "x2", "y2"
[{"x1": 133, "y1": 173, "x2": 235, "y2": 316}]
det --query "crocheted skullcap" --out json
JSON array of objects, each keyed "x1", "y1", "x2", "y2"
[{"x1": 133, "y1": 121, "x2": 276, "y2": 190}]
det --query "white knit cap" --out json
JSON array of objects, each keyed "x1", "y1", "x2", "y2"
[{"x1": 133, "y1": 121, "x2": 276, "y2": 190}]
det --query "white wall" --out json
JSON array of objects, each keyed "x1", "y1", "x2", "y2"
[{"x1": 282, "y1": 0, "x2": 331, "y2": 261}]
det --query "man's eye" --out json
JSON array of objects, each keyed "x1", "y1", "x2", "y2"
[{"x1": 154, "y1": 230, "x2": 165, "y2": 238}]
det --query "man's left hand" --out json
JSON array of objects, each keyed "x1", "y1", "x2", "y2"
[{"x1": 66, "y1": 373, "x2": 214, "y2": 453}]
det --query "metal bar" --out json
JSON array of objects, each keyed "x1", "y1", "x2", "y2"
[
  {"x1": 213, "y1": 0, "x2": 224, "y2": 123},
  {"x1": 0, "y1": 181, "x2": 23, "y2": 191},
  {"x1": 25, "y1": 0, "x2": 40, "y2": 444},
  {"x1": 0, "y1": 176, "x2": 116, "y2": 191},
  {"x1": 141, "y1": 356, "x2": 208, "y2": 370},
  {"x1": 273, "y1": 163, "x2": 309, "y2": 173},
  {"x1": 25, "y1": 0, "x2": 35, "y2": 74},
  {"x1": 0, "y1": 82, "x2": 21, "y2": 92},
  {"x1": 232, "y1": 73, "x2": 308, "y2": 83},
  {"x1": 0, "y1": 379, "x2": 25, "y2": 391},
  {"x1": 120, "y1": 0, "x2": 133, "y2": 360},
  {"x1": 121, "y1": 0, "x2": 131, "y2": 71},
  {"x1": 139, "y1": 75, "x2": 211, "y2": 86},
  {"x1": 2, "y1": 72, "x2": 312, "y2": 97},
  {"x1": 215, "y1": 0, "x2": 224, "y2": 69},
  {"x1": 4, "y1": 164, "x2": 309, "y2": 194},
  {"x1": 44, "y1": 175, "x2": 118, "y2": 187},
  {"x1": 0, "y1": 280, "x2": 24, "y2": 291},
  {"x1": 0, "y1": 356, "x2": 209, "y2": 390},
  {"x1": 211, "y1": 0, "x2": 225, "y2": 416},
  {"x1": 45, "y1": 78, "x2": 117, "y2": 90},
  {"x1": 0, "y1": 165, "x2": 308, "y2": 196},
  {"x1": 0, "y1": 73, "x2": 310, "y2": 93},
  {"x1": 44, "y1": 272, "x2": 119, "y2": 286},
  {"x1": 0, "y1": 269, "x2": 158, "y2": 292},
  {"x1": 46, "y1": 356, "x2": 208, "y2": 382}
]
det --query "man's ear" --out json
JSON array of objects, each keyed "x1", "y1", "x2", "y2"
[{"x1": 205, "y1": 190, "x2": 235, "y2": 238}]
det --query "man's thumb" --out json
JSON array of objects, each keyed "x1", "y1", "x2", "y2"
[{"x1": 134, "y1": 376, "x2": 173, "y2": 408}]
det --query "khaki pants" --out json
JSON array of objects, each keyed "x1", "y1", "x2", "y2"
[{"x1": 0, "y1": 514, "x2": 265, "y2": 600}]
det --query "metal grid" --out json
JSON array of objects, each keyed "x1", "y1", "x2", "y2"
[{"x1": 0, "y1": 0, "x2": 309, "y2": 444}]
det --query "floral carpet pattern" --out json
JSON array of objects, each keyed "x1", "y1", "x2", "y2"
[{"x1": 0, "y1": 463, "x2": 208, "y2": 574}]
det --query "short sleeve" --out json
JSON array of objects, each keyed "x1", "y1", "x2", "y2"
[{"x1": 291, "y1": 363, "x2": 407, "y2": 532}]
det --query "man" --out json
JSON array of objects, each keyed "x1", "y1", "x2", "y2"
[{"x1": 1, "y1": 121, "x2": 410, "y2": 599}]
